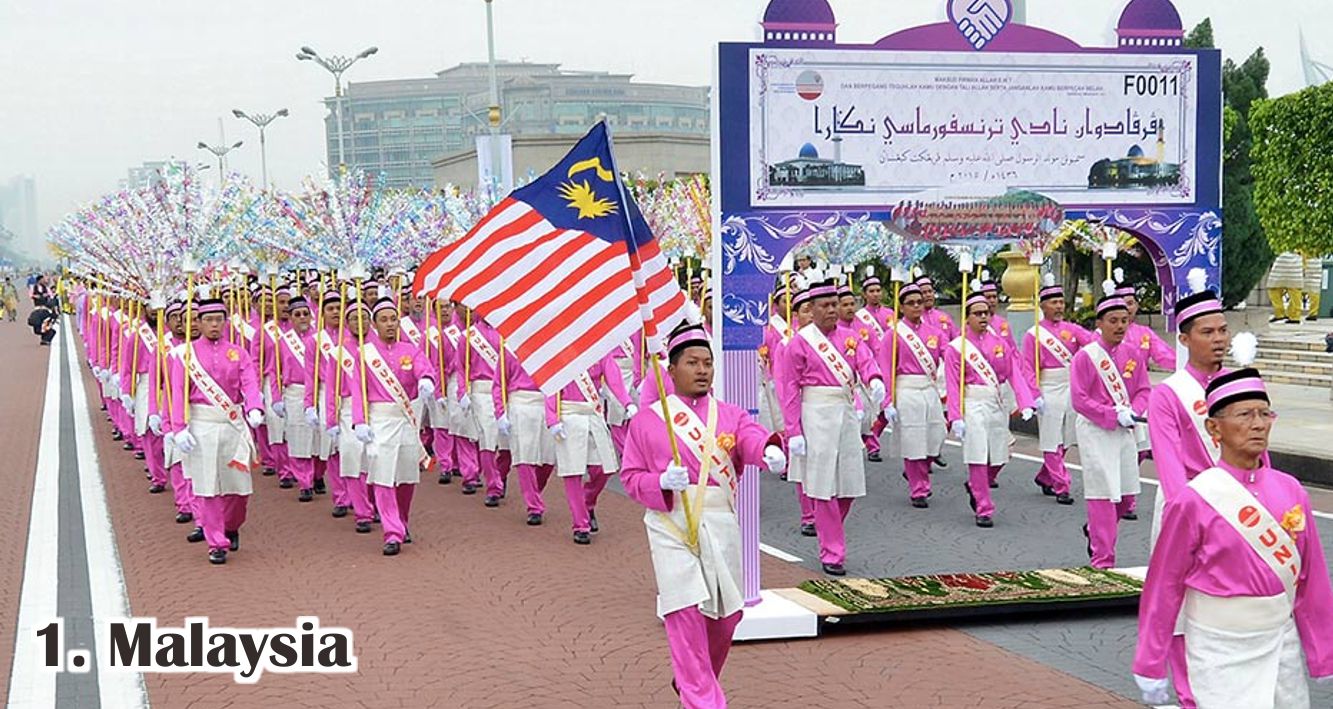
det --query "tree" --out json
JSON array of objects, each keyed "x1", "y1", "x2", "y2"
[
  {"x1": 1186, "y1": 21, "x2": 1273, "y2": 307},
  {"x1": 1250, "y1": 81, "x2": 1333, "y2": 256}
]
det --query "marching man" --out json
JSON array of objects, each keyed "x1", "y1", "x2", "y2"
[
  {"x1": 546, "y1": 352, "x2": 634, "y2": 543},
  {"x1": 305, "y1": 289, "x2": 351, "y2": 517},
  {"x1": 1069, "y1": 290, "x2": 1150, "y2": 568},
  {"x1": 779, "y1": 274, "x2": 885, "y2": 575},
  {"x1": 459, "y1": 309, "x2": 512, "y2": 504},
  {"x1": 274, "y1": 294, "x2": 320, "y2": 502},
  {"x1": 328, "y1": 294, "x2": 379, "y2": 533},
  {"x1": 352, "y1": 297, "x2": 435, "y2": 556},
  {"x1": 1134, "y1": 368, "x2": 1333, "y2": 708},
  {"x1": 167, "y1": 294, "x2": 264, "y2": 565},
  {"x1": 619, "y1": 321, "x2": 786, "y2": 709},
  {"x1": 944, "y1": 292, "x2": 1037, "y2": 528},
  {"x1": 855, "y1": 273, "x2": 894, "y2": 463},
  {"x1": 876, "y1": 281, "x2": 946, "y2": 508},
  {"x1": 1020, "y1": 275, "x2": 1093, "y2": 506},
  {"x1": 148, "y1": 300, "x2": 192, "y2": 522},
  {"x1": 775, "y1": 283, "x2": 818, "y2": 536},
  {"x1": 425, "y1": 299, "x2": 462, "y2": 485},
  {"x1": 495, "y1": 347, "x2": 557, "y2": 526}
]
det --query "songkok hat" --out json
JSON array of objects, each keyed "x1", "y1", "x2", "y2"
[
  {"x1": 1039, "y1": 273, "x2": 1063, "y2": 302},
  {"x1": 371, "y1": 297, "x2": 397, "y2": 317},
  {"x1": 1206, "y1": 367, "x2": 1269, "y2": 417},
  {"x1": 667, "y1": 321, "x2": 710, "y2": 361},
  {"x1": 287, "y1": 295, "x2": 311, "y2": 313},
  {"x1": 861, "y1": 276, "x2": 882, "y2": 289},
  {"x1": 1095, "y1": 296, "x2": 1128, "y2": 318},
  {"x1": 196, "y1": 298, "x2": 226, "y2": 316},
  {"x1": 964, "y1": 292, "x2": 989, "y2": 313},
  {"x1": 979, "y1": 280, "x2": 999, "y2": 295},
  {"x1": 898, "y1": 283, "x2": 923, "y2": 300}
]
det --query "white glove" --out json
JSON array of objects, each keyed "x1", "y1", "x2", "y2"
[
  {"x1": 162, "y1": 431, "x2": 175, "y2": 450},
  {"x1": 1133, "y1": 675, "x2": 1171, "y2": 706},
  {"x1": 1033, "y1": 396, "x2": 1046, "y2": 415},
  {"x1": 272, "y1": 400, "x2": 287, "y2": 418},
  {"x1": 788, "y1": 435, "x2": 806, "y2": 457},
  {"x1": 883, "y1": 404, "x2": 899, "y2": 423},
  {"x1": 867, "y1": 379, "x2": 887, "y2": 409},
  {"x1": 625, "y1": 403, "x2": 639, "y2": 419},
  {"x1": 326, "y1": 425, "x2": 340, "y2": 440},
  {"x1": 92, "y1": 366, "x2": 104, "y2": 380},
  {"x1": 1021, "y1": 407, "x2": 1036, "y2": 422},
  {"x1": 417, "y1": 378, "x2": 435, "y2": 400},
  {"x1": 1115, "y1": 406, "x2": 1136, "y2": 429},
  {"x1": 110, "y1": 373, "x2": 122, "y2": 390},
  {"x1": 354, "y1": 424, "x2": 374, "y2": 443},
  {"x1": 763, "y1": 445, "x2": 787, "y2": 474},
  {"x1": 148, "y1": 414, "x2": 162, "y2": 435},
  {"x1": 120, "y1": 394, "x2": 135, "y2": 412},
  {"x1": 497, "y1": 413, "x2": 512, "y2": 437},
  {"x1": 457, "y1": 392, "x2": 472, "y2": 410},
  {"x1": 855, "y1": 408, "x2": 865, "y2": 422},
  {"x1": 950, "y1": 420, "x2": 967, "y2": 439},
  {"x1": 659, "y1": 464, "x2": 689, "y2": 491},
  {"x1": 549, "y1": 423, "x2": 568, "y2": 441},
  {"x1": 305, "y1": 406, "x2": 320, "y2": 426},
  {"x1": 244, "y1": 409, "x2": 263, "y2": 428},
  {"x1": 175, "y1": 430, "x2": 197, "y2": 454}
]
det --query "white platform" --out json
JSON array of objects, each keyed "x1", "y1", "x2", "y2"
[{"x1": 656, "y1": 590, "x2": 819, "y2": 641}]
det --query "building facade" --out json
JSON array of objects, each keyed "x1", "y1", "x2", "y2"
[
  {"x1": 433, "y1": 132, "x2": 710, "y2": 189},
  {"x1": 324, "y1": 61, "x2": 710, "y2": 188},
  {"x1": 0, "y1": 176, "x2": 39, "y2": 256}
]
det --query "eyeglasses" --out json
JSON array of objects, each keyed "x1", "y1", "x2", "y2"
[{"x1": 1214, "y1": 409, "x2": 1279, "y2": 423}]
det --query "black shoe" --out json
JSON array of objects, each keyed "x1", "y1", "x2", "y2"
[
  {"x1": 186, "y1": 527, "x2": 205, "y2": 543},
  {"x1": 911, "y1": 497, "x2": 929, "y2": 509},
  {"x1": 822, "y1": 563, "x2": 846, "y2": 576},
  {"x1": 964, "y1": 483, "x2": 977, "y2": 513},
  {"x1": 1082, "y1": 524, "x2": 1093, "y2": 559},
  {"x1": 1121, "y1": 511, "x2": 1138, "y2": 521},
  {"x1": 779, "y1": 471, "x2": 787, "y2": 481},
  {"x1": 332, "y1": 505, "x2": 349, "y2": 518},
  {"x1": 589, "y1": 511, "x2": 599, "y2": 533},
  {"x1": 262, "y1": 467, "x2": 276, "y2": 476},
  {"x1": 1034, "y1": 476, "x2": 1055, "y2": 496},
  {"x1": 975, "y1": 515, "x2": 994, "y2": 528},
  {"x1": 225, "y1": 530, "x2": 239, "y2": 552},
  {"x1": 1056, "y1": 493, "x2": 1074, "y2": 505},
  {"x1": 800, "y1": 522, "x2": 817, "y2": 537},
  {"x1": 298, "y1": 488, "x2": 313, "y2": 502},
  {"x1": 356, "y1": 521, "x2": 372, "y2": 534},
  {"x1": 1307, "y1": 316, "x2": 1319, "y2": 322},
  {"x1": 383, "y1": 542, "x2": 400, "y2": 556},
  {"x1": 526, "y1": 513, "x2": 543, "y2": 526},
  {"x1": 279, "y1": 478, "x2": 294, "y2": 489},
  {"x1": 122, "y1": 442, "x2": 134, "y2": 450},
  {"x1": 112, "y1": 431, "x2": 123, "y2": 441},
  {"x1": 1286, "y1": 319, "x2": 1302, "y2": 325},
  {"x1": 573, "y1": 531, "x2": 591, "y2": 545},
  {"x1": 931, "y1": 456, "x2": 947, "y2": 469},
  {"x1": 148, "y1": 484, "x2": 165, "y2": 494},
  {"x1": 313, "y1": 478, "x2": 327, "y2": 494},
  {"x1": 867, "y1": 452, "x2": 882, "y2": 462},
  {"x1": 438, "y1": 471, "x2": 453, "y2": 485},
  {"x1": 461, "y1": 482, "x2": 478, "y2": 495},
  {"x1": 134, "y1": 451, "x2": 145, "y2": 460},
  {"x1": 1269, "y1": 315, "x2": 1284, "y2": 323},
  {"x1": 484, "y1": 495, "x2": 500, "y2": 508},
  {"x1": 208, "y1": 549, "x2": 227, "y2": 565},
  {"x1": 175, "y1": 512, "x2": 193, "y2": 524},
  {"x1": 373, "y1": 514, "x2": 380, "y2": 523},
  {"x1": 404, "y1": 531, "x2": 412, "y2": 544},
  {"x1": 989, "y1": 480, "x2": 1000, "y2": 489}
]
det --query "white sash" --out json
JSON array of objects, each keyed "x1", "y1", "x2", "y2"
[
  {"x1": 1189, "y1": 468, "x2": 1301, "y2": 603},
  {"x1": 896, "y1": 320, "x2": 937, "y2": 379},
  {"x1": 1083, "y1": 341, "x2": 1132, "y2": 408},
  {"x1": 468, "y1": 327, "x2": 500, "y2": 369},
  {"x1": 618, "y1": 339, "x2": 635, "y2": 359},
  {"x1": 184, "y1": 348, "x2": 244, "y2": 423},
  {"x1": 1030, "y1": 323, "x2": 1075, "y2": 368},
  {"x1": 230, "y1": 314, "x2": 256, "y2": 342},
  {"x1": 1163, "y1": 370, "x2": 1220, "y2": 461},
  {"x1": 361, "y1": 343, "x2": 420, "y2": 429},
  {"x1": 768, "y1": 314, "x2": 789, "y2": 339},
  {"x1": 261, "y1": 320, "x2": 282, "y2": 348},
  {"x1": 949, "y1": 337, "x2": 999, "y2": 388},
  {"x1": 315, "y1": 331, "x2": 356, "y2": 380},
  {"x1": 442, "y1": 324, "x2": 462, "y2": 347},
  {"x1": 399, "y1": 316, "x2": 422, "y2": 348},
  {"x1": 798, "y1": 324, "x2": 855, "y2": 391},
  {"x1": 653, "y1": 395, "x2": 738, "y2": 498},
  {"x1": 573, "y1": 371, "x2": 602, "y2": 412},
  {"x1": 137, "y1": 321, "x2": 158, "y2": 351},
  {"x1": 281, "y1": 328, "x2": 306, "y2": 362},
  {"x1": 855, "y1": 309, "x2": 885, "y2": 340}
]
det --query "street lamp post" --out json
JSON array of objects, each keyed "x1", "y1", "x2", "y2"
[
  {"x1": 484, "y1": 0, "x2": 503, "y2": 200},
  {"x1": 197, "y1": 140, "x2": 244, "y2": 186},
  {"x1": 296, "y1": 45, "x2": 378, "y2": 173},
  {"x1": 232, "y1": 108, "x2": 290, "y2": 190}
]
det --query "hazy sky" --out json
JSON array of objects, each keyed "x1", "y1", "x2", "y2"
[{"x1": 1, "y1": 0, "x2": 1328, "y2": 254}]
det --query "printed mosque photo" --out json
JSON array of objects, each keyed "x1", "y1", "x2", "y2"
[
  {"x1": 1087, "y1": 125, "x2": 1182, "y2": 189},
  {"x1": 768, "y1": 141, "x2": 866, "y2": 187}
]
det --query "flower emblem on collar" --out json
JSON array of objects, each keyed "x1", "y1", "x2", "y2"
[
  {"x1": 859, "y1": 327, "x2": 870, "y2": 341},
  {"x1": 1124, "y1": 359, "x2": 1138, "y2": 377},
  {"x1": 992, "y1": 344, "x2": 1005, "y2": 358},
  {"x1": 758, "y1": 344, "x2": 769, "y2": 359},
  {"x1": 716, "y1": 433, "x2": 736, "y2": 453},
  {"x1": 1140, "y1": 334, "x2": 1151, "y2": 349},
  {"x1": 927, "y1": 336, "x2": 938, "y2": 348},
  {"x1": 1281, "y1": 505, "x2": 1306, "y2": 538},
  {"x1": 844, "y1": 336, "x2": 858, "y2": 354},
  {"x1": 226, "y1": 348, "x2": 240, "y2": 362},
  {"x1": 399, "y1": 355, "x2": 414, "y2": 370},
  {"x1": 1059, "y1": 330, "x2": 1072, "y2": 341}
]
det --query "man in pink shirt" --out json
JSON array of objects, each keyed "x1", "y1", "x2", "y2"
[
  {"x1": 917, "y1": 275, "x2": 958, "y2": 344},
  {"x1": 605, "y1": 335, "x2": 642, "y2": 457},
  {"x1": 457, "y1": 311, "x2": 512, "y2": 505},
  {"x1": 855, "y1": 275, "x2": 895, "y2": 462},
  {"x1": 774, "y1": 288, "x2": 818, "y2": 536},
  {"x1": 1020, "y1": 278, "x2": 1093, "y2": 505},
  {"x1": 876, "y1": 282, "x2": 945, "y2": 507},
  {"x1": 780, "y1": 275, "x2": 886, "y2": 575},
  {"x1": 351, "y1": 298, "x2": 435, "y2": 556},
  {"x1": 1069, "y1": 293, "x2": 1150, "y2": 569},
  {"x1": 620, "y1": 320, "x2": 785, "y2": 709},
  {"x1": 423, "y1": 299, "x2": 462, "y2": 485},
  {"x1": 944, "y1": 293, "x2": 1038, "y2": 528},
  {"x1": 1134, "y1": 368, "x2": 1333, "y2": 708},
  {"x1": 168, "y1": 296, "x2": 264, "y2": 565},
  {"x1": 495, "y1": 347, "x2": 555, "y2": 525},
  {"x1": 328, "y1": 295, "x2": 379, "y2": 533},
  {"x1": 272, "y1": 295, "x2": 321, "y2": 501},
  {"x1": 304, "y1": 290, "x2": 350, "y2": 517},
  {"x1": 147, "y1": 301, "x2": 191, "y2": 521}
]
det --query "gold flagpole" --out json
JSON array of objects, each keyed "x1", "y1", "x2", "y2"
[{"x1": 651, "y1": 353, "x2": 696, "y2": 551}]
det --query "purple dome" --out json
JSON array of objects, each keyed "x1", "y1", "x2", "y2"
[
  {"x1": 763, "y1": 0, "x2": 836, "y2": 26},
  {"x1": 1117, "y1": 0, "x2": 1183, "y2": 33}
]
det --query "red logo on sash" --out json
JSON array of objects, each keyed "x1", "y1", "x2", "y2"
[
  {"x1": 1239, "y1": 505, "x2": 1261, "y2": 529},
  {"x1": 1193, "y1": 400, "x2": 1208, "y2": 416}
]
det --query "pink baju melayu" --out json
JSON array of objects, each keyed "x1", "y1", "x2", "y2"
[
  {"x1": 877, "y1": 315, "x2": 945, "y2": 501},
  {"x1": 1019, "y1": 319, "x2": 1094, "y2": 497},
  {"x1": 545, "y1": 353, "x2": 632, "y2": 533},
  {"x1": 459, "y1": 318, "x2": 512, "y2": 496},
  {"x1": 495, "y1": 350, "x2": 555, "y2": 517},
  {"x1": 620, "y1": 392, "x2": 777, "y2": 709}
]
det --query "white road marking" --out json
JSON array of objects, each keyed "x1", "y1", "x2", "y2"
[
  {"x1": 759, "y1": 543, "x2": 803, "y2": 563},
  {"x1": 943, "y1": 439, "x2": 1333, "y2": 520},
  {"x1": 64, "y1": 317, "x2": 150, "y2": 707},
  {"x1": 6, "y1": 319, "x2": 64, "y2": 707}
]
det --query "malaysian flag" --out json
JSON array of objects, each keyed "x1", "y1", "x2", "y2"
[{"x1": 413, "y1": 122, "x2": 688, "y2": 395}]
